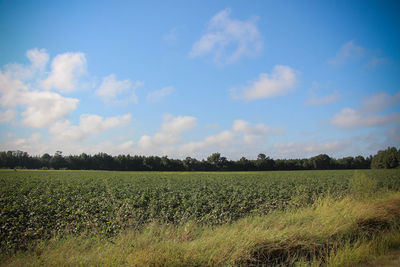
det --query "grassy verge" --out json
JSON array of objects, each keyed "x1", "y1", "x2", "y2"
[{"x1": 2, "y1": 190, "x2": 400, "y2": 266}]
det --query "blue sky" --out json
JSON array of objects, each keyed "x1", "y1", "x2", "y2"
[{"x1": 0, "y1": 0, "x2": 399, "y2": 159}]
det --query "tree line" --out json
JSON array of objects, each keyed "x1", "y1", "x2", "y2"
[{"x1": 0, "y1": 147, "x2": 398, "y2": 171}]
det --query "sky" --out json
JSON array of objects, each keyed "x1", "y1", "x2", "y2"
[{"x1": 0, "y1": 0, "x2": 399, "y2": 159}]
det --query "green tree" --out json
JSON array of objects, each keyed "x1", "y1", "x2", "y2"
[
  {"x1": 371, "y1": 147, "x2": 399, "y2": 169},
  {"x1": 309, "y1": 154, "x2": 331, "y2": 169}
]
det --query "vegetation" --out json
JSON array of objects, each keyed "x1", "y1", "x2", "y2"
[
  {"x1": 2, "y1": 181, "x2": 400, "y2": 266},
  {"x1": 2, "y1": 147, "x2": 398, "y2": 172},
  {"x1": 1, "y1": 169, "x2": 400, "y2": 255},
  {"x1": 372, "y1": 147, "x2": 400, "y2": 169},
  {"x1": 3, "y1": 149, "x2": 391, "y2": 171}
]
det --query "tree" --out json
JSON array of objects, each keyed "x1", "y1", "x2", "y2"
[
  {"x1": 309, "y1": 154, "x2": 331, "y2": 169},
  {"x1": 50, "y1": 151, "x2": 67, "y2": 169},
  {"x1": 41, "y1": 153, "x2": 51, "y2": 168},
  {"x1": 255, "y1": 153, "x2": 274, "y2": 170},
  {"x1": 207, "y1": 153, "x2": 221, "y2": 165},
  {"x1": 183, "y1": 157, "x2": 200, "y2": 171},
  {"x1": 161, "y1": 156, "x2": 170, "y2": 171},
  {"x1": 371, "y1": 147, "x2": 399, "y2": 169}
]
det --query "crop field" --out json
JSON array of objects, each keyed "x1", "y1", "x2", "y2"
[{"x1": 1, "y1": 169, "x2": 400, "y2": 254}]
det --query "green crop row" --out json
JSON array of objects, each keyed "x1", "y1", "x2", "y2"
[{"x1": 1, "y1": 169, "x2": 399, "y2": 253}]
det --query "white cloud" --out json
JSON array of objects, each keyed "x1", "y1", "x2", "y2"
[
  {"x1": 272, "y1": 140, "x2": 346, "y2": 158},
  {"x1": 178, "y1": 119, "x2": 282, "y2": 159},
  {"x1": 49, "y1": 113, "x2": 131, "y2": 141},
  {"x1": 331, "y1": 108, "x2": 400, "y2": 129},
  {"x1": 233, "y1": 119, "x2": 272, "y2": 134},
  {"x1": 26, "y1": 48, "x2": 49, "y2": 70},
  {"x1": 362, "y1": 91, "x2": 400, "y2": 112},
  {"x1": 233, "y1": 65, "x2": 297, "y2": 100},
  {"x1": 0, "y1": 48, "x2": 141, "y2": 155},
  {"x1": 0, "y1": 109, "x2": 16, "y2": 123},
  {"x1": 19, "y1": 90, "x2": 79, "y2": 128},
  {"x1": 179, "y1": 130, "x2": 236, "y2": 156},
  {"x1": 1, "y1": 48, "x2": 49, "y2": 83},
  {"x1": 0, "y1": 70, "x2": 29, "y2": 107},
  {"x1": 0, "y1": 53, "x2": 80, "y2": 128},
  {"x1": 270, "y1": 128, "x2": 400, "y2": 159},
  {"x1": 146, "y1": 86, "x2": 174, "y2": 103},
  {"x1": 0, "y1": 133, "x2": 135, "y2": 156},
  {"x1": 0, "y1": 133, "x2": 42, "y2": 154},
  {"x1": 331, "y1": 91, "x2": 400, "y2": 129},
  {"x1": 190, "y1": 8, "x2": 262, "y2": 64},
  {"x1": 233, "y1": 119, "x2": 283, "y2": 144},
  {"x1": 0, "y1": 53, "x2": 77, "y2": 128},
  {"x1": 96, "y1": 74, "x2": 143, "y2": 103},
  {"x1": 328, "y1": 40, "x2": 365, "y2": 65},
  {"x1": 160, "y1": 114, "x2": 197, "y2": 133},
  {"x1": 41, "y1": 52, "x2": 87, "y2": 92},
  {"x1": 138, "y1": 115, "x2": 197, "y2": 152},
  {"x1": 86, "y1": 140, "x2": 136, "y2": 155},
  {"x1": 306, "y1": 91, "x2": 340, "y2": 106},
  {"x1": 331, "y1": 108, "x2": 361, "y2": 129}
]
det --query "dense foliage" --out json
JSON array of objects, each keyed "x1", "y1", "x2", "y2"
[
  {"x1": 1, "y1": 169, "x2": 400, "y2": 253},
  {"x1": 0, "y1": 149, "x2": 378, "y2": 171},
  {"x1": 371, "y1": 147, "x2": 400, "y2": 169}
]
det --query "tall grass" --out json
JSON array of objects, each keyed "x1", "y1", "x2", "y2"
[
  {"x1": 349, "y1": 170, "x2": 379, "y2": 199},
  {"x1": 2, "y1": 190, "x2": 400, "y2": 266}
]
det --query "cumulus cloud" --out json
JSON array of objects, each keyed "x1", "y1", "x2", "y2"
[
  {"x1": 0, "y1": 133, "x2": 135, "y2": 156},
  {"x1": 190, "y1": 8, "x2": 262, "y2": 64},
  {"x1": 179, "y1": 130, "x2": 235, "y2": 155},
  {"x1": 50, "y1": 114, "x2": 131, "y2": 141},
  {"x1": 146, "y1": 86, "x2": 174, "y2": 103},
  {"x1": 0, "y1": 48, "x2": 143, "y2": 130},
  {"x1": 331, "y1": 108, "x2": 400, "y2": 129},
  {"x1": 0, "y1": 70, "x2": 29, "y2": 107},
  {"x1": 26, "y1": 48, "x2": 49, "y2": 70},
  {"x1": 232, "y1": 65, "x2": 297, "y2": 100},
  {"x1": 0, "y1": 133, "x2": 43, "y2": 154},
  {"x1": 85, "y1": 140, "x2": 135, "y2": 155},
  {"x1": 138, "y1": 115, "x2": 197, "y2": 153},
  {"x1": 0, "y1": 51, "x2": 80, "y2": 128},
  {"x1": 179, "y1": 119, "x2": 282, "y2": 158},
  {"x1": 361, "y1": 91, "x2": 400, "y2": 112},
  {"x1": 328, "y1": 40, "x2": 365, "y2": 65},
  {"x1": 306, "y1": 91, "x2": 340, "y2": 106},
  {"x1": 1, "y1": 48, "x2": 50, "y2": 82},
  {"x1": 273, "y1": 140, "x2": 344, "y2": 158},
  {"x1": 19, "y1": 90, "x2": 79, "y2": 128},
  {"x1": 271, "y1": 128, "x2": 400, "y2": 159},
  {"x1": 41, "y1": 52, "x2": 87, "y2": 92},
  {"x1": 96, "y1": 74, "x2": 143, "y2": 103},
  {"x1": 232, "y1": 119, "x2": 283, "y2": 144},
  {"x1": 0, "y1": 48, "x2": 139, "y2": 155},
  {"x1": 331, "y1": 91, "x2": 400, "y2": 129}
]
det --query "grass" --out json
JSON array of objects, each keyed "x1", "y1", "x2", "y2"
[{"x1": 2, "y1": 190, "x2": 400, "y2": 266}]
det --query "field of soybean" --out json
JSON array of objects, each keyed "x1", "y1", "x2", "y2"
[{"x1": 1, "y1": 169, "x2": 400, "y2": 253}]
